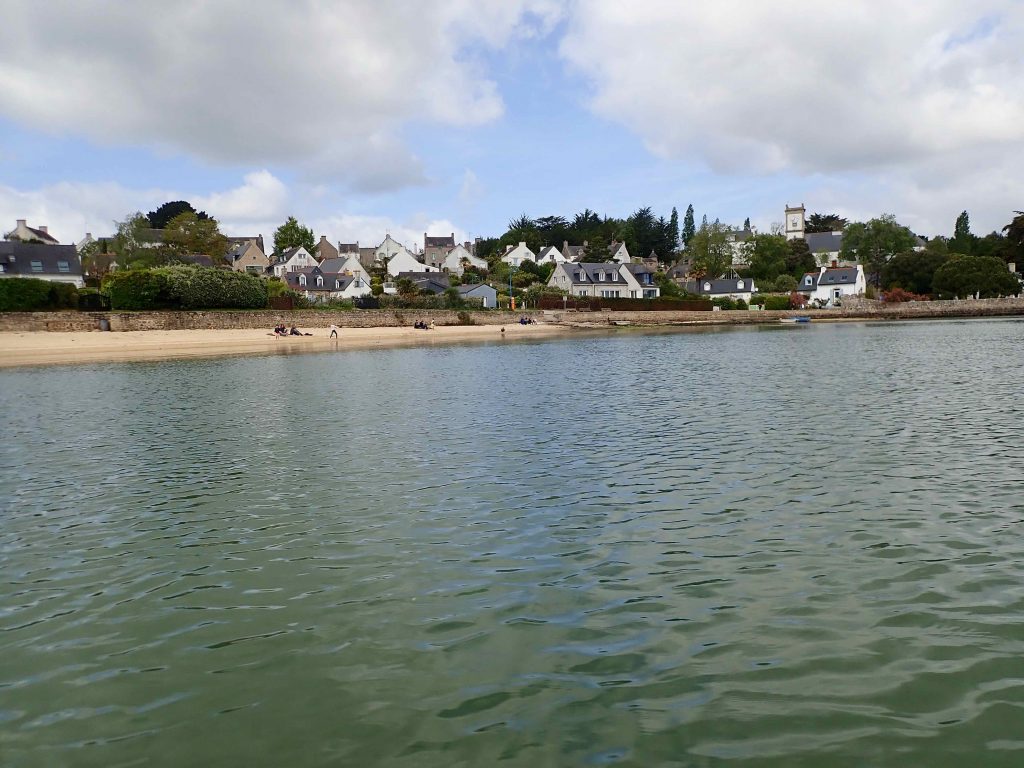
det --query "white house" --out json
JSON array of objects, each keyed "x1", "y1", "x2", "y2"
[
  {"x1": 608, "y1": 241, "x2": 631, "y2": 264},
  {"x1": 374, "y1": 234, "x2": 409, "y2": 266},
  {"x1": 501, "y1": 241, "x2": 536, "y2": 268},
  {"x1": 284, "y1": 267, "x2": 372, "y2": 301},
  {"x1": 0, "y1": 241, "x2": 85, "y2": 287},
  {"x1": 536, "y1": 245, "x2": 567, "y2": 266},
  {"x1": 386, "y1": 248, "x2": 438, "y2": 277},
  {"x1": 683, "y1": 277, "x2": 757, "y2": 303},
  {"x1": 443, "y1": 243, "x2": 488, "y2": 276},
  {"x1": 319, "y1": 254, "x2": 371, "y2": 284},
  {"x1": 271, "y1": 246, "x2": 318, "y2": 277},
  {"x1": 547, "y1": 262, "x2": 660, "y2": 299},
  {"x1": 5, "y1": 219, "x2": 60, "y2": 244},
  {"x1": 797, "y1": 265, "x2": 866, "y2": 306}
]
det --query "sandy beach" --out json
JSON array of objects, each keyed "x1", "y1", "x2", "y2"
[{"x1": 0, "y1": 324, "x2": 573, "y2": 368}]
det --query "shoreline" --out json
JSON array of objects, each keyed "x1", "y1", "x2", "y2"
[
  {"x1": 1, "y1": 299, "x2": 1022, "y2": 368},
  {"x1": 0, "y1": 324, "x2": 574, "y2": 368}
]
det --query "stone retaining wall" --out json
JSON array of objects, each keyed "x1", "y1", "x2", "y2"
[
  {"x1": 2, "y1": 297, "x2": 1023, "y2": 332},
  {"x1": 0, "y1": 309, "x2": 541, "y2": 332}
]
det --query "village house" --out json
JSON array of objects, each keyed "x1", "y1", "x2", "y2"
[
  {"x1": 284, "y1": 265, "x2": 372, "y2": 302},
  {"x1": 270, "y1": 246, "x2": 318, "y2": 277},
  {"x1": 536, "y1": 245, "x2": 567, "y2": 266},
  {"x1": 319, "y1": 254, "x2": 371, "y2": 284},
  {"x1": 0, "y1": 240, "x2": 85, "y2": 288},
  {"x1": 501, "y1": 241, "x2": 536, "y2": 268},
  {"x1": 608, "y1": 240, "x2": 631, "y2": 264},
  {"x1": 560, "y1": 240, "x2": 587, "y2": 262},
  {"x1": 682, "y1": 277, "x2": 757, "y2": 303},
  {"x1": 386, "y1": 248, "x2": 438, "y2": 277},
  {"x1": 315, "y1": 235, "x2": 339, "y2": 263},
  {"x1": 726, "y1": 228, "x2": 754, "y2": 265},
  {"x1": 374, "y1": 234, "x2": 410, "y2": 267},
  {"x1": 442, "y1": 243, "x2": 488, "y2": 276},
  {"x1": 423, "y1": 232, "x2": 456, "y2": 269},
  {"x1": 546, "y1": 262, "x2": 660, "y2": 299},
  {"x1": 457, "y1": 283, "x2": 497, "y2": 308},
  {"x1": 389, "y1": 271, "x2": 450, "y2": 295},
  {"x1": 227, "y1": 235, "x2": 265, "y2": 253},
  {"x1": 797, "y1": 263, "x2": 866, "y2": 305},
  {"x1": 5, "y1": 219, "x2": 60, "y2": 245},
  {"x1": 228, "y1": 239, "x2": 270, "y2": 274}
]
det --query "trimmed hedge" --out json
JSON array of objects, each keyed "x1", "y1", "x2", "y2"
[
  {"x1": 104, "y1": 266, "x2": 268, "y2": 310},
  {"x1": 0, "y1": 278, "x2": 79, "y2": 312}
]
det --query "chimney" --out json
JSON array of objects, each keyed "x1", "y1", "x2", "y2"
[
  {"x1": 831, "y1": 259, "x2": 838, "y2": 268},
  {"x1": 39, "y1": 225, "x2": 48, "y2": 234},
  {"x1": 16, "y1": 219, "x2": 26, "y2": 228},
  {"x1": 519, "y1": 241, "x2": 526, "y2": 248}
]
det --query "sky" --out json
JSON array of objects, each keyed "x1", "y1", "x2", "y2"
[{"x1": 1, "y1": 0, "x2": 1022, "y2": 250}]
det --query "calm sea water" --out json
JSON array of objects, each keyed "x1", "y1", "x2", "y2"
[{"x1": 2, "y1": 319, "x2": 1023, "y2": 767}]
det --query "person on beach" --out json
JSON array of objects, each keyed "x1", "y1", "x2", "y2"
[{"x1": 329, "y1": 324, "x2": 338, "y2": 339}]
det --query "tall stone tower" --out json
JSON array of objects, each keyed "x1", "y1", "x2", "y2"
[{"x1": 785, "y1": 203, "x2": 806, "y2": 241}]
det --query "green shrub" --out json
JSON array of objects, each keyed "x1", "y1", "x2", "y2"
[
  {"x1": 0, "y1": 278, "x2": 80, "y2": 311},
  {"x1": 755, "y1": 294, "x2": 793, "y2": 310},
  {"x1": 734, "y1": 298, "x2": 748, "y2": 310},
  {"x1": 104, "y1": 270, "x2": 172, "y2": 310},
  {"x1": 104, "y1": 266, "x2": 268, "y2": 310},
  {"x1": 711, "y1": 297, "x2": 736, "y2": 310}
]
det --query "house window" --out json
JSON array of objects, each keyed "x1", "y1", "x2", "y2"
[
  {"x1": 31, "y1": 260, "x2": 43, "y2": 272},
  {"x1": 335, "y1": 280, "x2": 341, "y2": 289},
  {"x1": 703, "y1": 282, "x2": 711, "y2": 291},
  {"x1": 57, "y1": 261, "x2": 71, "y2": 273},
  {"x1": 577, "y1": 289, "x2": 587, "y2": 296},
  {"x1": 599, "y1": 272, "x2": 606, "y2": 281},
  {"x1": 299, "y1": 275, "x2": 306, "y2": 286},
  {"x1": 736, "y1": 280, "x2": 744, "y2": 290},
  {"x1": 316, "y1": 276, "x2": 323, "y2": 287},
  {"x1": 805, "y1": 276, "x2": 812, "y2": 285},
  {"x1": 610, "y1": 272, "x2": 617, "y2": 281}
]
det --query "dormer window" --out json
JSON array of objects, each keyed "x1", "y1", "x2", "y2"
[
  {"x1": 599, "y1": 271, "x2": 606, "y2": 281},
  {"x1": 316, "y1": 276, "x2": 323, "y2": 287},
  {"x1": 31, "y1": 260, "x2": 43, "y2": 273},
  {"x1": 703, "y1": 281, "x2": 712, "y2": 291},
  {"x1": 805, "y1": 276, "x2": 812, "y2": 285},
  {"x1": 335, "y1": 280, "x2": 341, "y2": 289},
  {"x1": 737, "y1": 280, "x2": 744, "y2": 290},
  {"x1": 299, "y1": 275, "x2": 306, "y2": 286}
]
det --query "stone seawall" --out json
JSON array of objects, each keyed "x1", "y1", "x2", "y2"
[
  {"x1": 0, "y1": 309, "x2": 539, "y2": 332},
  {"x1": 2, "y1": 297, "x2": 1023, "y2": 332}
]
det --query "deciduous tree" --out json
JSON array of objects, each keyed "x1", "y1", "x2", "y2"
[
  {"x1": 164, "y1": 212, "x2": 229, "y2": 264},
  {"x1": 688, "y1": 220, "x2": 732, "y2": 280},
  {"x1": 805, "y1": 213, "x2": 848, "y2": 233},
  {"x1": 839, "y1": 215, "x2": 917, "y2": 286},
  {"x1": 147, "y1": 201, "x2": 209, "y2": 230},
  {"x1": 932, "y1": 254, "x2": 1020, "y2": 299},
  {"x1": 743, "y1": 233, "x2": 789, "y2": 281}
]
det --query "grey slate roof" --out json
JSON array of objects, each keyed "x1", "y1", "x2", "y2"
[
  {"x1": 283, "y1": 266, "x2": 357, "y2": 292},
  {"x1": 562, "y1": 262, "x2": 626, "y2": 284},
  {"x1": 457, "y1": 283, "x2": 496, "y2": 296},
  {"x1": 317, "y1": 257, "x2": 362, "y2": 273},
  {"x1": 624, "y1": 263, "x2": 657, "y2": 285},
  {"x1": 805, "y1": 231, "x2": 844, "y2": 254},
  {"x1": 798, "y1": 267, "x2": 860, "y2": 292},
  {"x1": 396, "y1": 272, "x2": 450, "y2": 293},
  {"x1": 424, "y1": 234, "x2": 455, "y2": 248},
  {"x1": 338, "y1": 242, "x2": 359, "y2": 253},
  {"x1": 0, "y1": 241, "x2": 82, "y2": 278},
  {"x1": 683, "y1": 277, "x2": 755, "y2": 295}
]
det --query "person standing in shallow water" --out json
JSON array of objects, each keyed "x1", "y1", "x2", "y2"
[{"x1": 329, "y1": 324, "x2": 338, "y2": 339}]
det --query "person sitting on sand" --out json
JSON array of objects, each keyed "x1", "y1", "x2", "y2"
[
  {"x1": 289, "y1": 326, "x2": 302, "y2": 336},
  {"x1": 274, "y1": 324, "x2": 287, "y2": 336}
]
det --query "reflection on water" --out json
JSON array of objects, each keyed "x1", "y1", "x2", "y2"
[{"x1": 2, "y1": 319, "x2": 1023, "y2": 766}]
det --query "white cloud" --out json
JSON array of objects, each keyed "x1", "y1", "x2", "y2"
[
  {"x1": 559, "y1": 1, "x2": 1024, "y2": 233},
  {"x1": 0, "y1": 173, "x2": 471, "y2": 255},
  {"x1": 458, "y1": 169, "x2": 484, "y2": 205},
  {"x1": 193, "y1": 171, "x2": 289, "y2": 223},
  {"x1": 0, "y1": 181, "x2": 169, "y2": 243},
  {"x1": 0, "y1": 1, "x2": 563, "y2": 191}
]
